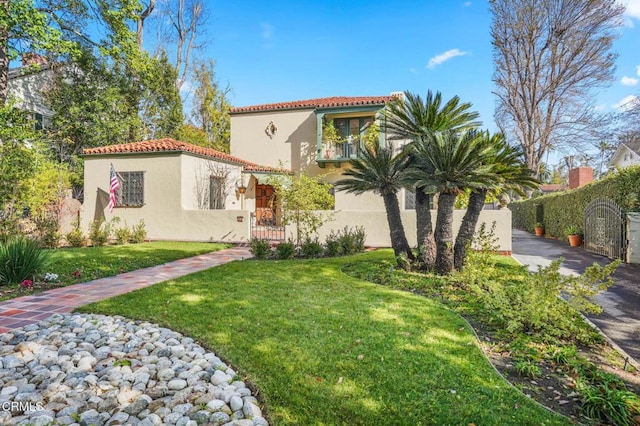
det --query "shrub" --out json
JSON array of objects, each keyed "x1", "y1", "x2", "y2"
[
  {"x1": 89, "y1": 219, "x2": 110, "y2": 246},
  {"x1": 579, "y1": 381, "x2": 640, "y2": 426},
  {"x1": 339, "y1": 226, "x2": 366, "y2": 255},
  {"x1": 65, "y1": 221, "x2": 87, "y2": 248},
  {"x1": 113, "y1": 226, "x2": 131, "y2": 245},
  {"x1": 324, "y1": 230, "x2": 341, "y2": 257},
  {"x1": 249, "y1": 238, "x2": 272, "y2": 259},
  {"x1": 33, "y1": 216, "x2": 61, "y2": 248},
  {"x1": 324, "y1": 226, "x2": 367, "y2": 257},
  {"x1": 300, "y1": 237, "x2": 324, "y2": 258},
  {"x1": 0, "y1": 236, "x2": 51, "y2": 285},
  {"x1": 129, "y1": 220, "x2": 147, "y2": 243},
  {"x1": 275, "y1": 240, "x2": 296, "y2": 259}
]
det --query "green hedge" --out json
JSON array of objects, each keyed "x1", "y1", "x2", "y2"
[{"x1": 510, "y1": 165, "x2": 640, "y2": 238}]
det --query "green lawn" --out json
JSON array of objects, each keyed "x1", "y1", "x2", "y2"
[
  {"x1": 0, "y1": 242, "x2": 230, "y2": 302},
  {"x1": 80, "y1": 251, "x2": 569, "y2": 425}
]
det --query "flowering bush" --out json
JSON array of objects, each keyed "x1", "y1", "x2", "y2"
[{"x1": 20, "y1": 279, "x2": 33, "y2": 289}]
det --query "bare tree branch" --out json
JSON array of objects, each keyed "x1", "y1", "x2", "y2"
[{"x1": 490, "y1": 0, "x2": 624, "y2": 177}]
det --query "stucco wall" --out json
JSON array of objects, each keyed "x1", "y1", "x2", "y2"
[
  {"x1": 287, "y1": 209, "x2": 512, "y2": 252},
  {"x1": 7, "y1": 68, "x2": 54, "y2": 122},
  {"x1": 180, "y1": 154, "x2": 244, "y2": 210},
  {"x1": 82, "y1": 153, "x2": 251, "y2": 242}
]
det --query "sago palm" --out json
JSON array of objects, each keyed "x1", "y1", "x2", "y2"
[
  {"x1": 408, "y1": 130, "x2": 494, "y2": 274},
  {"x1": 453, "y1": 132, "x2": 538, "y2": 270},
  {"x1": 334, "y1": 143, "x2": 414, "y2": 265},
  {"x1": 383, "y1": 90, "x2": 481, "y2": 269}
]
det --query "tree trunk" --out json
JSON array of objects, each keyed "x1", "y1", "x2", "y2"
[
  {"x1": 435, "y1": 191, "x2": 457, "y2": 275},
  {"x1": 454, "y1": 189, "x2": 487, "y2": 271},
  {"x1": 0, "y1": 0, "x2": 9, "y2": 104},
  {"x1": 415, "y1": 187, "x2": 435, "y2": 270},
  {"x1": 382, "y1": 191, "x2": 414, "y2": 266}
]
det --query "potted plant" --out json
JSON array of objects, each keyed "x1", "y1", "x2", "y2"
[
  {"x1": 565, "y1": 225, "x2": 583, "y2": 247},
  {"x1": 534, "y1": 222, "x2": 545, "y2": 236},
  {"x1": 322, "y1": 120, "x2": 345, "y2": 159}
]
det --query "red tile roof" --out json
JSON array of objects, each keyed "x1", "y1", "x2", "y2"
[
  {"x1": 231, "y1": 96, "x2": 393, "y2": 113},
  {"x1": 82, "y1": 139, "x2": 290, "y2": 173}
]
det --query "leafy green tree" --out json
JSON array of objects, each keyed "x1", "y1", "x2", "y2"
[
  {"x1": 0, "y1": 103, "x2": 37, "y2": 234},
  {"x1": 190, "y1": 59, "x2": 230, "y2": 152},
  {"x1": 453, "y1": 132, "x2": 537, "y2": 271},
  {"x1": 139, "y1": 50, "x2": 184, "y2": 139},
  {"x1": 383, "y1": 90, "x2": 481, "y2": 269},
  {"x1": 335, "y1": 143, "x2": 414, "y2": 266},
  {"x1": 268, "y1": 173, "x2": 334, "y2": 246}
]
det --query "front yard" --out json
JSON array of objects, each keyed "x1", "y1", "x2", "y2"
[
  {"x1": 80, "y1": 252, "x2": 569, "y2": 425},
  {"x1": 0, "y1": 241, "x2": 230, "y2": 302}
]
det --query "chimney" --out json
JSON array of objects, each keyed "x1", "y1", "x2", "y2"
[
  {"x1": 568, "y1": 166, "x2": 593, "y2": 189},
  {"x1": 21, "y1": 53, "x2": 47, "y2": 67}
]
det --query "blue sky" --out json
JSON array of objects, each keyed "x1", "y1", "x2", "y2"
[{"x1": 199, "y1": 0, "x2": 640, "y2": 138}]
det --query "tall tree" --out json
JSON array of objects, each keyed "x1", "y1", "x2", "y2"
[
  {"x1": 190, "y1": 59, "x2": 230, "y2": 152},
  {"x1": 156, "y1": 0, "x2": 206, "y2": 90},
  {"x1": 382, "y1": 90, "x2": 481, "y2": 270},
  {"x1": 491, "y1": 0, "x2": 624, "y2": 177},
  {"x1": 335, "y1": 143, "x2": 415, "y2": 267}
]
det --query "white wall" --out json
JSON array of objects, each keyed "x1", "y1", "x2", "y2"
[{"x1": 286, "y1": 209, "x2": 513, "y2": 252}]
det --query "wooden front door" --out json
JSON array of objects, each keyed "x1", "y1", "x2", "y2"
[{"x1": 255, "y1": 184, "x2": 277, "y2": 225}]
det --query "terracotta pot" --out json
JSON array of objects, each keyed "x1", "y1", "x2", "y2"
[
  {"x1": 568, "y1": 234, "x2": 582, "y2": 247},
  {"x1": 534, "y1": 227, "x2": 544, "y2": 236}
]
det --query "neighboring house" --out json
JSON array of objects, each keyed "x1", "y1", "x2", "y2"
[
  {"x1": 7, "y1": 54, "x2": 54, "y2": 129},
  {"x1": 609, "y1": 136, "x2": 640, "y2": 169},
  {"x1": 81, "y1": 95, "x2": 512, "y2": 250}
]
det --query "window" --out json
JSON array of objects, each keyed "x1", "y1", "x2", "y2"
[
  {"x1": 209, "y1": 176, "x2": 225, "y2": 209},
  {"x1": 116, "y1": 171, "x2": 144, "y2": 207},
  {"x1": 333, "y1": 116, "x2": 374, "y2": 140}
]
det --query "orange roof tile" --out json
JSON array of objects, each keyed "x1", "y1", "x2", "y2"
[
  {"x1": 231, "y1": 96, "x2": 393, "y2": 113},
  {"x1": 82, "y1": 139, "x2": 290, "y2": 174}
]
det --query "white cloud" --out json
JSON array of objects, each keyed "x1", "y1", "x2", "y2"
[
  {"x1": 613, "y1": 94, "x2": 640, "y2": 111},
  {"x1": 464, "y1": 1, "x2": 472, "y2": 6},
  {"x1": 622, "y1": 76, "x2": 639, "y2": 86},
  {"x1": 427, "y1": 49, "x2": 468, "y2": 69},
  {"x1": 409, "y1": 67, "x2": 418, "y2": 74},
  {"x1": 624, "y1": 0, "x2": 640, "y2": 19},
  {"x1": 637, "y1": 65, "x2": 640, "y2": 76}
]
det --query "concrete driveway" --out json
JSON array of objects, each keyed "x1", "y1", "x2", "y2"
[{"x1": 511, "y1": 229, "x2": 640, "y2": 365}]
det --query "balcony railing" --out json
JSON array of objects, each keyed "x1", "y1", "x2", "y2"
[{"x1": 317, "y1": 138, "x2": 362, "y2": 164}]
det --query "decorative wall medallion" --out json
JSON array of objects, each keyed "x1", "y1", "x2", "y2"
[{"x1": 265, "y1": 121, "x2": 278, "y2": 138}]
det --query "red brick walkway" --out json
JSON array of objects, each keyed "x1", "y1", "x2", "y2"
[{"x1": 0, "y1": 246, "x2": 252, "y2": 333}]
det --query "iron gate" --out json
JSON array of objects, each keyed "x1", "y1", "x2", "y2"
[{"x1": 584, "y1": 198, "x2": 626, "y2": 260}]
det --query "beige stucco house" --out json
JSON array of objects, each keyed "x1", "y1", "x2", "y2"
[
  {"x1": 81, "y1": 139, "x2": 288, "y2": 242},
  {"x1": 81, "y1": 95, "x2": 512, "y2": 250}
]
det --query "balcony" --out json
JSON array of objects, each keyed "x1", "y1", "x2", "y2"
[{"x1": 317, "y1": 137, "x2": 362, "y2": 167}]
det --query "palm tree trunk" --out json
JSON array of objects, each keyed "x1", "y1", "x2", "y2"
[
  {"x1": 415, "y1": 187, "x2": 435, "y2": 270},
  {"x1": 435, "y1": 191, "x2": 457, "y2": 274},
  {"x1": 382, "y1": 192, "x2": 414, "y2": 266},
  {"x1": 454, "y1": 189, "x2": 487, "y2": 271}
]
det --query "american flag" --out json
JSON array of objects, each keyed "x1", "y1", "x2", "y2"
[{"x1": 108, "y1": 164, "x2": 121, "y2": 213}]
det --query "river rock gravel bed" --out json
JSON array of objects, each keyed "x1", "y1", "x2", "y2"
[{"x1": 0, "y1": 313, "x2": 268, "y2": 426}]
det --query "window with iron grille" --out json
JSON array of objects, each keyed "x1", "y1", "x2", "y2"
[
  {"x1": 209, "y1": 176, "x2": 225, "y2": 209},
  {"x1": 116, "y1": 171, "x2": 144, "y2": 207}
]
